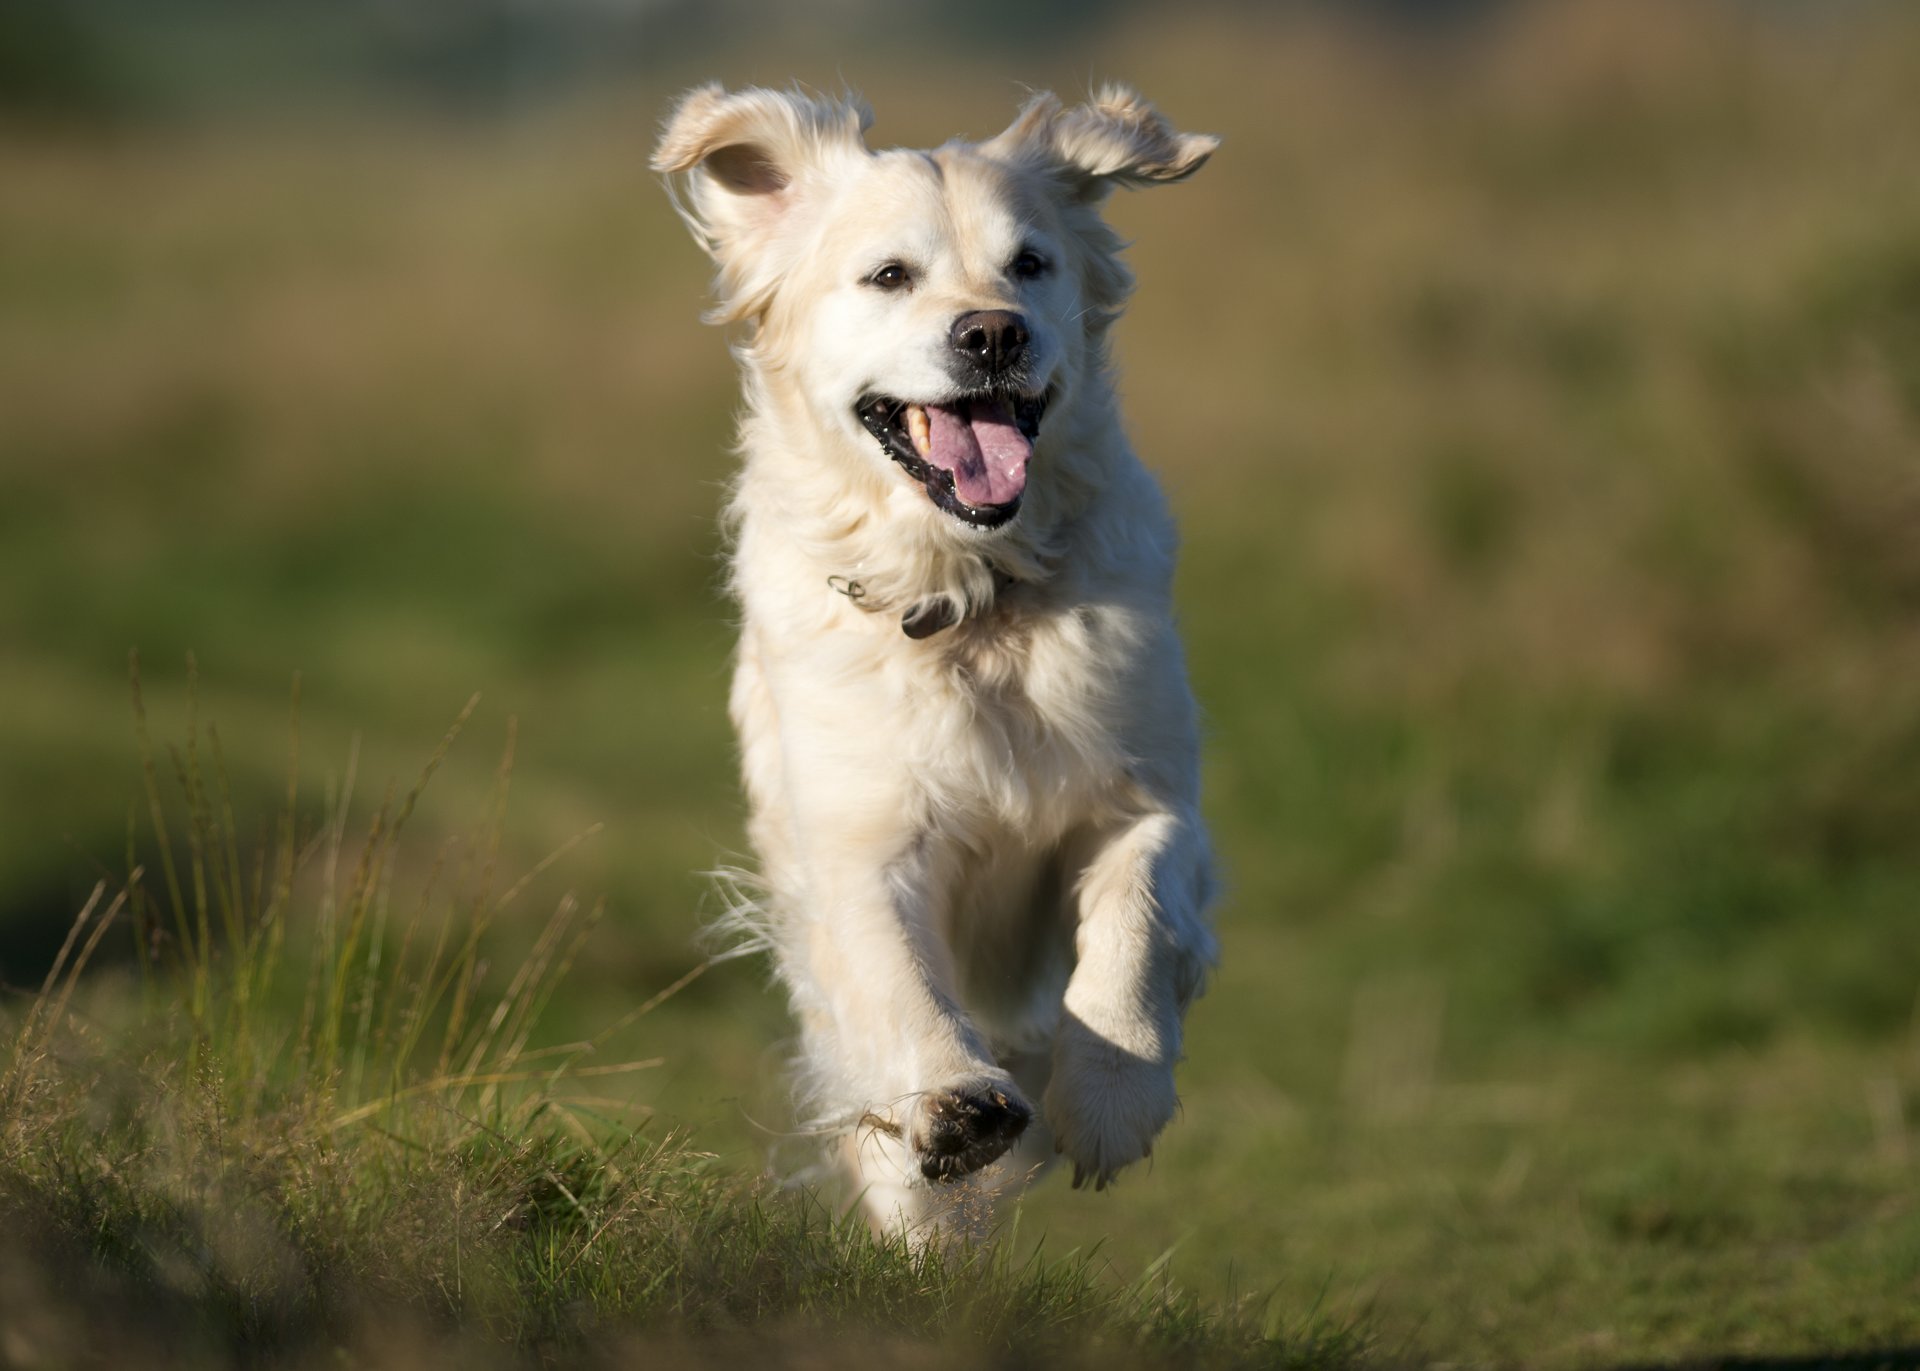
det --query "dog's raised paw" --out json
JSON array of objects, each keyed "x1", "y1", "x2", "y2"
[
  {"x1": 915, "y1": 1082, "x2": 1031, "y2": 1182},
  {"x1": 1044, "y1": 1018, "x2": 1181, "y2": 1192}
]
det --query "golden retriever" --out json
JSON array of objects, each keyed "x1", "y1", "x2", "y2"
[{"x1": 653, "y1": 82, "x2": 1218, "y2": 1237}]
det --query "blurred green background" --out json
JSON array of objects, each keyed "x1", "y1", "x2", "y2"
[{"x1": 5, "y1": 0, "x2": 1920, "y2": 1363}]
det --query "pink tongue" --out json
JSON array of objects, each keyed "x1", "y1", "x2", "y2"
[{"x1": 924, "y1": 399, "x2": 1030, "y2": 508}]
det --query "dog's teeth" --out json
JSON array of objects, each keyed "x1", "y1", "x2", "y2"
[{"x1": 907, "y1": 404, "x2": 931, "y2": 457}]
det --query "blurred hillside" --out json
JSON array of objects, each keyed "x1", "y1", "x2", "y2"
[
  {"x1": 0, "y1": 0, "x2": 1512, "y2": 120},
  {"x1": 4, "y1": 2, "x2": 1920, "y2": 1363}
]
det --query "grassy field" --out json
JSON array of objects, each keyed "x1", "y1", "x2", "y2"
[
  {"x1": 6, "y1": 2, "x2": 1920, "y2": 1365},
  {"x1": 3, "y1": 686, "x2": 1356, "y2": 1369}
]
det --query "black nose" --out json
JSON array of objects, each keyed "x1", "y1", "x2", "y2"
[{"x1": 950, "y1": 310, "x2": 1030, "y2": 378}]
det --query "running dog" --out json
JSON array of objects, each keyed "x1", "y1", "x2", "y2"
[{"x1": 653, "y1": 82, "x2": 1218, "y2": 1235}]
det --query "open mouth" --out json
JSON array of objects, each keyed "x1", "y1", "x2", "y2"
[{"x1": 856, "y1": 390, "x2": 1049, "y2": 529}]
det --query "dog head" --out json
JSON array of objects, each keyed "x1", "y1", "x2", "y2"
[{"x1": 653, "y1": 83, "x2": 1215, "y2": 534}]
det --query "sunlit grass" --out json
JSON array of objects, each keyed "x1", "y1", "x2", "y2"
[{"x1": 0, "y1": 670, "x2": 1363, "y2": 1369}]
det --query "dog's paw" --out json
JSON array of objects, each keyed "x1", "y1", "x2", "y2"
[
  {"x1": 1044, "y1": 1019, "x2": 1180, "y2": 1191},
  {"x1": 913, "y1": 1079, "x2": 1032, "y2": 1183}
]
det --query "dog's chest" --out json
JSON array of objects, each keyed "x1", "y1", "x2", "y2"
[{"x1": 906, "y1": 608, "x2": 1129, "y2": 830}]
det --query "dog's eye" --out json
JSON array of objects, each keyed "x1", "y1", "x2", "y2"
[
  {"x1": 867, "y1": 262, "x2": 912, "y2": 292},
  {"x1": 1009, "y1": 250, "x2": 1049, "y2": 281}
]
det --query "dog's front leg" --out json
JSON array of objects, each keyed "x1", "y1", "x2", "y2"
[
  {"x1": 795, "y1": 835, "x2": 1031, "y2": 1221},
  {"x1": 1047, "y1": 807, "x2": 1215, "y2": 1190}
]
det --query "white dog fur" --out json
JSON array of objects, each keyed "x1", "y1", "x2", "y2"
[{"x1": 653, "y1": 82, "x2": 1219, "y2": 1237}]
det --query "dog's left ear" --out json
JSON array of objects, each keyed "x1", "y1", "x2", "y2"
[
  {"x1": 653, "y1": 83, "x2": 872, "y2": 321},
  {"x1": 985, "y1": 84, "x2": 1217, "y2": 203}
]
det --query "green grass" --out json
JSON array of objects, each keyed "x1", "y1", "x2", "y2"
[
  {"x1": 5, "y1": 2, "x2": 1920, "y2": 1365},
  {"x1": 0, "y1": 676, "x2": 1361, "y2": 1369}
]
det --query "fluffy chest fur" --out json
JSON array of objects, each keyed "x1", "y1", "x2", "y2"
[{"x1": 728, "y1": 409, "x2": 1182, "y2": 845}]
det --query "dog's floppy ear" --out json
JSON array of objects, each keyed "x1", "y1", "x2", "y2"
[
  {"x1": 987, "y1": 84, "x2": 1216, "y2": 203},
  {"x1": 652, "y1": 83, "x2": 872, "y2": 321}
]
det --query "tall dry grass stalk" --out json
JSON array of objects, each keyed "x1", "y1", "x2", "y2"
[{"x1": 111, "y1": 651, "x2": 657, "y2": 1134}]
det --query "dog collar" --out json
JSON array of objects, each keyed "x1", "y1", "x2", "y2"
[{"x1": 828, "y1": 568, "x2": 1019, "y2": 639}]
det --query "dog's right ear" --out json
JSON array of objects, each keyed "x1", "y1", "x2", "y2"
[
  {"x1": 985, "y1": 84, "x2": 1216, "y2": 204},
  {"x1": 653, "y1": 84, "x2": 872, "y2": 321}
]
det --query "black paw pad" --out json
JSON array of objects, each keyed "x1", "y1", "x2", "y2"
[{"x1": 916, "y1": 1085, "x2": 1031, "y2": 1182}]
